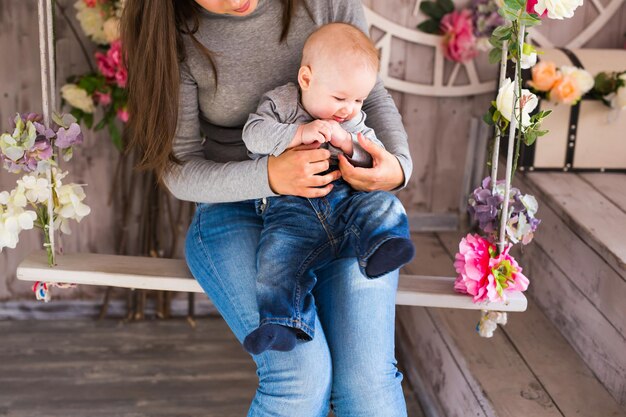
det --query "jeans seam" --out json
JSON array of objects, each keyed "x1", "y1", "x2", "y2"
[
  {"x1": 258, "y1": 317, "x2": 315, "y2": 339},
  {"x1": 292, "y1": 239, "x2": 333, "y2": 329}
]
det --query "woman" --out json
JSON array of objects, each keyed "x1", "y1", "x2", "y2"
[{"x1": 121, "y1": 1, "x2": 413, "y2": 416}]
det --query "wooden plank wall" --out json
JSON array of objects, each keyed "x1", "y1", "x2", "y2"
[{"x1": 1, "y1": 0, "x2": 626, "y2": 300}]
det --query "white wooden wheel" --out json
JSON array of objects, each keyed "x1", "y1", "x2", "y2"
[
  {"x1": 364, "y1": 6, "x2": 497, "y2": 97},
  {"x1": 366, "y1": 0, "x2": 626, "y2": 97}
]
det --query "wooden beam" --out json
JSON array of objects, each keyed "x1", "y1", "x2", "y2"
[{"x1": 17, "y1": 251, "x2": 527, "y2": 311}]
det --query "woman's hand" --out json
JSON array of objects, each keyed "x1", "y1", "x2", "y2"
[
  {"x1": 268, "y1": 143, "x2": 341, "y2": 198},
  {"x1": 338, "y1": 133, "x2": 404, "y2": 192}
]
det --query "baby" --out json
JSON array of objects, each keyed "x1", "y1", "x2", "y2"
[{"x1": 241, "y1": 23, "x2": 415, "y2": 355}]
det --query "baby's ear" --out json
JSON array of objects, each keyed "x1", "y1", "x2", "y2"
[{"x1": 297, "y1": 65, "x2": 312, "y2": 90}]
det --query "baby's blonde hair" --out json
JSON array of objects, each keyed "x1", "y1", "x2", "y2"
[{"x1": 301, "y1": 23, "x2": 380, "y2": 73}]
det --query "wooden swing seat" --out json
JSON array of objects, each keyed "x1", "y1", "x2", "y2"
[{"x1": 17, "y1": 250, "x2": 527, "y2": 312}]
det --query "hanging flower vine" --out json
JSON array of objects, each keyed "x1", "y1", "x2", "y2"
[{"x1": 454, "y1": 0, "x2": 583, "y2": 337}]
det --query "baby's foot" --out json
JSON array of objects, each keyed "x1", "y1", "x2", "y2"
[
  {"x1": 365, "y1": 237, "x2": 415, "y2": 278},
  {"x1": 243, "y1": 324, "x2": 298, "y2": 355}
]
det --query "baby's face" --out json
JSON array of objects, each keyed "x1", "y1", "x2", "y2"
[{"x1": 300, "y1": 60, "x2": 377, "y2": 123}]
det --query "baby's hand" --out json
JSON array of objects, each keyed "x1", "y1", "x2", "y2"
[
  {"x1": 326, "y1": 120, "x2": 353, "y2": 156},
  {"x1": 300, "y1": 120, "x2": 333, "y2": 145}
]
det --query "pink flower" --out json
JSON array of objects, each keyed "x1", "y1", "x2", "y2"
[
  {"x1": 454, "y1": 235, "x2": 529, "y2": 303},
  {"x1": 526, "y1": 0, "x2": 548, "y2": 17},
  {"x1": 440, "y1": 10, "x2": 478, "y2": 63},
  {"x1": 96, "y1": 51, "x2": 116, "y2": 78},
  {"x1": 95, "y1": 40, "x2": 127, "y2": 88},
  {"x1": 94, "y1": 91, "x2": 112, "y2": 106},
  {"x1": 83, "y1": 0, "x2": 97, "y2": 7},
  {"x1": 485, "y1": 245, "x2": 529, "y2": 302},
  {"x1": 454, "y1": 234, "x2": 495, "y2": 302},
  {"x1": 115, "y1": 65, "x2": 127, "y2": 88},
  {"x1": 116, "y1": 108, "x2": 129, "y2": 123}
]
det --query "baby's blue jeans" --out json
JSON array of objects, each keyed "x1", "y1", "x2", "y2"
[
  {"x1": 185, "y1": 198, "x2": 408, "y2": 417},
  {"x1": 253, "y1": 178, "x2": 411, "y2": 340}
]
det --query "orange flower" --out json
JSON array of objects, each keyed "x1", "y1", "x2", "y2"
[
  {"x1": 528, "y1": 61, "x2": 561, "y2": 92},
  {"x1": 549, "y1": 75, "x2": 581, "y2": 105}
]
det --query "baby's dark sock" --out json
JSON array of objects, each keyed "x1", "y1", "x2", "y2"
[
  {"x1": 243, "y1": 324, "x2": 298, "y2": 355},
  {"x1": 365, "y1": 237, "x2": 415, "y2": 278}
]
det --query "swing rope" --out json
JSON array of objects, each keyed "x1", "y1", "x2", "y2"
[
  {"x1": 37, "y1": 0, "x2": 56, "y2": 265},
  {"x1": 498, "y1": 24, "x2": 526, "y2": 254}
]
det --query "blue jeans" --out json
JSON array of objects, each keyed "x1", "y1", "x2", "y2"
[
  {"x1": 254, "y1": 179, "x2": 410, "y2": 340},
  {"x1": 185, "y1": 200, "x2": 407, "y2": 417}
]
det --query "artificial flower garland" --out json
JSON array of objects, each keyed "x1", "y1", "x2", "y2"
[
  {"x1": 61, "y1": 0, "x2": 128, "y2": 150},
  {"x1": 453, "y1": 0, "x2": 583, "y2": 337}
]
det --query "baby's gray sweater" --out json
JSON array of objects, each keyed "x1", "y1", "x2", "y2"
[
  {"x1": 165, "y1": 0, "x2": 412, "y2": 203},
  {"x1": 243, "y1": 82, "x2": 382, "y2": 167}
]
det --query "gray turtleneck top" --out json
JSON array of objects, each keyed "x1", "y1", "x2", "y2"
[{"x1": 165, "y1": 0, "x2": 412, "y2": 203}]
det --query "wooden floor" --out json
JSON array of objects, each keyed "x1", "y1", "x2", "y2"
[
  {"x1": 0, "y1": 317, "x2": 424, "y2": 417},
  {"x1": 398, "y1": 230, "x2": 625, "y2": 417}
]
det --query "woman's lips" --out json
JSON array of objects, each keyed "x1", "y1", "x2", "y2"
[{"x1": 234, "y1": 0, "x2": 251, "y2": 12}]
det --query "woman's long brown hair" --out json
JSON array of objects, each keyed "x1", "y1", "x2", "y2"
[{"x1": 120, "y1": 0, "x2": 304, "y2": 183}]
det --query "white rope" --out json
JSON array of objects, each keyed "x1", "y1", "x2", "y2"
[
  {"x1": 46, "y1": 0, "x2": 57, "y2": 113},
  {"x1": 37, "y1": 0, "x2": 56, "y2": 265},
  {"x1": 498, "y1": 24, "x2": 526, "y2": 253},
  {"x1": 490, "y1": 39, "x2": 509, "y2": 192}
]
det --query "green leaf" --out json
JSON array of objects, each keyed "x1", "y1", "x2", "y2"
[
  {"x1": 483, "y1": 111, "x2": 495, "y2": 126},
  {"x1": 417, "y1": 19, "x2": 442, "y2": 34},
  {"x1": 523, "y1": 131, "x2": 537, "y2": 146},
  {"x1": 94, "y1": 117, "x2": 108, "y2": 131},
  {"x1": 437, "y1": 0, "x2": 454, "y2": 13},
  {"x1": 69, "y1": 108, "x2": 83, "y2": 125},
  {"x1": 489, "y1": 47, "x2": 503, "y2": 64},
  {"x1": 492, "y1": 25, "x2": 512, "y2": 40},
  {"x1": 498, "y1": 5, "x2": 519, "y2": 21},
  {"x1": 108, "y1": 120, "x2": 123, "y2": 151},
  {"x1": 504, "y1": 0, "x2": 525, "y2": 11},
  {"x1": 53, "y1": 112, "x2": 67, "y2": 127},
  {"x1": 83, "y1": 113, "x2": 94, "y2": 129},
  {"x1": 519, "y1": 11, "x2": 541, "y2": 27},
  {"x1": 77, "y1": 77, "x2": 98, "y2": 95},
  {"x1": 420, "y1": 1, "x2": 446, "y2": 19},
  {"x1": 539, "y1": 109, "x2": 552, "y2": 118}
]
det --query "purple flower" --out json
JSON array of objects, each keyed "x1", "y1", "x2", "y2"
[
  {"x1": 10, "y1": 113, "x2": 42, "y2": 129},
  {"x1": 468, "y1": 177, "x2": 504, "y2": 234},
  {"x1": 468, "y1": 176, "x2": 541, "y2": 244},
  {"x1": 470, "y1": 0, "x2": 504, "y2": 38},
  {"x1": 55, "y1": 123, "x2": 83, "y2": 149},
  {"x1": 34, "y1": 122, "x2": 56, "y2": 141},
  {"x1": 24, "y1": 137, "x2": 53, "y2": 171}
]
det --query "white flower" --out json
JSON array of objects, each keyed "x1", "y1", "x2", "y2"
[
  {"x1": 520, "y1": 43, "x2": 538, "y2": 70},
  {"x1": 103, "y1": 17, "x2": 120, "y2": 43},
  {"x1": 560, "y1": 66, "x2": 594, "y2": 95},
  {"x1": 534, "y1": 0, "x2": 583, "y2": 19},
  {"x1": 520, "y1": 52, "x2": 537, "y2": 70},
  {"x1": 477, "y1": 312, "x2": 507, "y2": 338},
  {"x1": 0, "y1": 196, "x2": 37, "y2": 251},
  {"x1": 614, "y1": 74, "x2": 626, "y2": 110},
  {"x1": 520, "y1": 194, "x2": 538, "y2": 218},
  {"x1": 7, "y1": 186, "x2": 27, "y2": 208},
  {"x1": 61, "y1": 84, "x2": 95, "y2": 114},
  {"x1": 74, "y1": 0, "x2": 107, "y2": 44},
  {"x1": 506, "y1": 214, "x2": 533, "y2": 244},
  {"x1": 18, "y1": 175, "x2": 50, "y2": 204},
  {"x1": 55, "y1": 184, "x2": 91, "y2": 223},
  {"x1": 496, "y1": 78, "x2": 539, "y2": 129}
]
